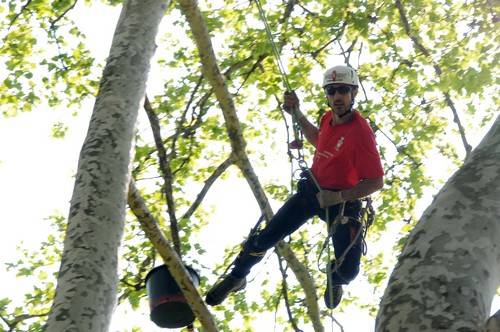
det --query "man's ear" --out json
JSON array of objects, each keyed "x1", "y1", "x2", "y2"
[{"x1": 352, "y1": 86, "x2": 359, "y2": 98}]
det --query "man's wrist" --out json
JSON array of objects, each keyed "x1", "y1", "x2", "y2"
[{"x1": 293, "y1": 109, "x2": 305, "y2": 120}]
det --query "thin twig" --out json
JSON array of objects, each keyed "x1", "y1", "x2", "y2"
[
  {"x1": 338, "y1": 37, "x2": 358, "y2": 65},
  {"x1": 7, "y1": 0, "x2": 33, "y2": 29},
  {"x1": 47, "y1": 28, "x2": 69, "y2": 71},
  {"x1": 0, "y1": 315, "x2": 12, "y2": 330},
  {"x1": 50, "y1": 0, "x2": 78, "y2": 29},
  {"x1": 443, "y1": 92, "x2": 472, "y2": 156},
  {"x1": 118, "y1": 249, "x2": 153, "y2": 303},
  {"x1": 277, "y1": 253, "x2": 304, "y2": 332},
  {"x1": 170, "y1": 75, "x2": 204, "y2": 157},
  {"x1": 310, "y1": 21, "x2": 347, "y2": 59},
  {"x1": 9, "y1": 312, "x2": 49, "y2": 330},
  {"x1": 296, "y1": 1, "x2": 319, "y2": 17},
  {"x1": 235, "y1": 54, "x2": 268, "y2": 94},
  {"x1": 181, "y1": 156, "x2": 234, "y2": 221}
]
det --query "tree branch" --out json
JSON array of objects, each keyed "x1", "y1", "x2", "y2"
[
  {"x1": 144, "y1": 95, "x2": 182, "y2": 256},
  {"x1": 170, "y1": 75, "x2": 204, "y2": 159},
  {"x1": 310, "y1": 22, "x2": 347, "y2": 59},
  {"x1": 338, "y1": 37, "x2": 358, "y2": 65},
  {"x1": 277, "y1": 241, "x2": 323, "y2": 331},
  {"x1": 277, "y1": 253, "x2": 304, "y2": 332},
  {"x1": 395, "y1": 0, "x2": 472, "y2": 160},
  {"x1": 181, "y1": 156, "x2": 234, "y2": 221},
  {"x1": 443, "y1": 91, "x2": 472, "y2": 158},
  {"x1": 47, "y1": 28, "x2": 69, "y2": 72},
  {"x1": 7, "y1": 0, "x2": 33, "y2": 29},
  {"x1": 296, "y1": 1, "x2": 320, "y2": 18},
  {"x1": 1, "y1": 312, "x2": 50, "y2": 331},
  {"x1": 172, "y1": 134, "x2": 196, "y2": 175},
  {"x1": 169, "y1": 56, "x2": 257, "y2": 161},
  {"x1": 280, "y1": 0, "x2": 296, "y2": 25},
  {"x1": 50, "y1": 0, "x2": 79, "y2": 29},
  {"x1": 235, "y1": 54, "x2": 268, "y2": 94},
  {"x1": 0, "y1": 315, "x2": 11, "y2": 330},
  {"x1": 118, "y1": 247, "x2": 155, "y2": 303},
  {"x1": 128, "y1": 180, "x2": 219, "y2": 332}
]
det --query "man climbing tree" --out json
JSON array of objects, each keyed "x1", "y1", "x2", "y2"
[{"x1": 206, "y1": 65, "x2": 385, "y2": 309}]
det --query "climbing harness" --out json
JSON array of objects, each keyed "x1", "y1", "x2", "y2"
[
  {"x1": 321, "y1": 198, "x2": 374, "y2": 260},
  {"x1": 318, "y1": 198, "x2": 375, "y2": 274}
]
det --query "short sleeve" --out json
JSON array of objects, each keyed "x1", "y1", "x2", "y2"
[{"x1": 353, "y1": 127, "x2": 384, "y2": 179}]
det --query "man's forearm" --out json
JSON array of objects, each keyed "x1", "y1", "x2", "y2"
[
  {"x1": 294, "y1": 110, "x2": 318, "y2": 147},
  {"x1": 341, "y1": 177, "x2": 384, "y2": 201}
]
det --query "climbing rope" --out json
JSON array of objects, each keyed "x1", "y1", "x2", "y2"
[
  {"x1": 253, "y1": 0, "x2": 305, "y2": 172},
  {"x1": 253, "y1": 0, "x2": 291, "y2": 91},
  {"x1": 320, "y1": 198, "x2": 375, "y2": 269},
  {"x1": 320, "y1": 198, "x2": 374, "y2": 319}
]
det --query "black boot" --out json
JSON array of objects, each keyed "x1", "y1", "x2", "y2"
[
  {"x1": 206, "y1": 235, "x2": 265, "y2": 306},
  {"x1": 324, "y1": 260, "x2": 345, "y2": 309},
  {"x1": 324, "y1": 281, "x2": 343, "y2": 309},
  {"x1": 206, "y1": 275, "x2": 247, "y2": 306}
]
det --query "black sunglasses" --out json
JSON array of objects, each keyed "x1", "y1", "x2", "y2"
[{"x1": 324, "y1": 85, "x2": 352, "y2": 96}]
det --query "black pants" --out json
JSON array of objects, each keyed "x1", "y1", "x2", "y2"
[{"x1": 230, "y1": 177, "x2": 363, "y2": 285}]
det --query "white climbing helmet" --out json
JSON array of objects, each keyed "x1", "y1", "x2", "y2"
[{"x1": 322, "y1": 65, "x2": 359, "y2": 87}]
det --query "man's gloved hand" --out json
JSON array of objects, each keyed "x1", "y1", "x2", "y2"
[
  {"x1": 283, "y1": 90, "x2": 300, "y2": 115},
  {"x1": 316, "y1": 190, "x2": 344, "y2": 208}
]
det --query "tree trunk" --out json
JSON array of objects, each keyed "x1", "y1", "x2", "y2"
[
  {"x1": 376, "y1": 116, "x2": 500, "y2": 331},
  {"x1": 44, "y1": 1, "x2": 167, "y2": 331}
]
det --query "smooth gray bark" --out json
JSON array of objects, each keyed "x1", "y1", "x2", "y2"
[
  {"x1": 44, "y1": 1, "x2": 167, "y2": 331},
  {"x1": 376, "y1": 116, "x2": 500, "y2": 331}
]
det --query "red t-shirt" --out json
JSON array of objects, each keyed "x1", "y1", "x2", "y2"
[{"x1": 310, "y1": 111, "x2": 384, "y2": 189}]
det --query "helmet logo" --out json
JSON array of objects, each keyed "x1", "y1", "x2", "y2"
[{"x1": 331, "y1": 70, "x2": 337, "y2": 81}]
